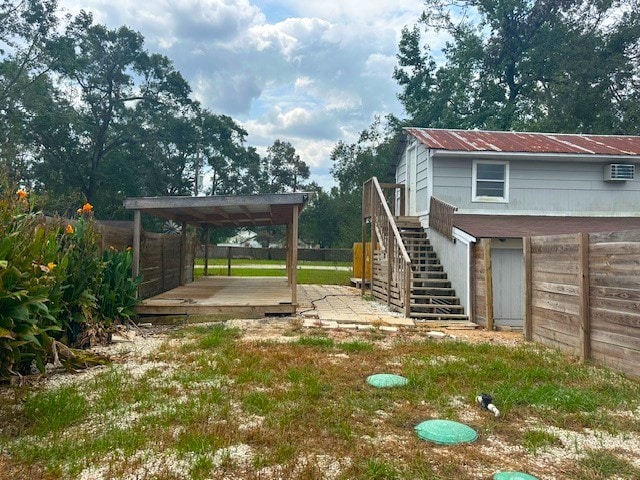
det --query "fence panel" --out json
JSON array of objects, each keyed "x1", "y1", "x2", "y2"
[
  {"x1": 588, "y1": 230, "x2": 640, "y2": 376},
  {"x1": 527, "y1": 234, "x2": 581, "y2": 355},
  {"x1": 526, "y1": 230, "x2": 640, "y2": 378}
]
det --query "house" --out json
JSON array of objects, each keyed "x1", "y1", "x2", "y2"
[{"x1": 364, "y1": 128, "x2": 640, "y2": 328}]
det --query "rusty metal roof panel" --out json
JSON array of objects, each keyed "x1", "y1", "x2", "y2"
[{"x1": 405, "y1": 128, "x2": 640, "y2": 156}]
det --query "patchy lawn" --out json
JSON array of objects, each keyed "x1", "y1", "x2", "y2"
[{"x1": 1, "y1": 319, "x2": 639, "y2": 480}]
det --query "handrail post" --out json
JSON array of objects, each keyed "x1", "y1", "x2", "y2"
[
  {"x1": 370, "y1": 183, "x2": 376, "y2": 296},
  {"x1": 361, "y1": 181, "x2": 368, "y2": 296},
  {"x1": 387, "y1": 224, "x2": 393, "y2": 306},
  {"x1": 404, "y1": 261, "x2": 411, "y2": 317}
]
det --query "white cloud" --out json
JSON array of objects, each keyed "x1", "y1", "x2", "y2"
[{"x1": 58, "y1": 0, "x2": 440, "y2": 189}]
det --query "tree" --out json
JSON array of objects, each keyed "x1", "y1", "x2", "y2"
[
  {"x1": 260, "y1": 139, "x2": 310, "y2": 193},
  {"x1": 0, "y1": 0, "x2": 63, "y2": 183},
  {"x1": 49, "y1": 11, "x2": 193, "y2": 203},
  {"x1": 330, "y1": 117, "x2": 396, "y2": 193},
  {"x1": 394, "y1": 0, "x2": 640, "y2": 133}
]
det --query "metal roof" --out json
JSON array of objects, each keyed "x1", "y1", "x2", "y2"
[
  {"x1": 124, "y1": 193, "x2": 310, "y2": 227},
  {"x1": 405, "y1": 128, "x2": 640, "y2": 156},
  {"x1": 454, "y1": 214, "x2": 640, "y2": 239}
]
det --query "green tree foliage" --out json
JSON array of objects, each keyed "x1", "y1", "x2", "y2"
[
  {"x1": 394, "y1": 0, "x2": 640, "y2": 133},
  {"x1": 299, "y1": 119, "x2": 398, "y2": 248},
  {"x1": 1, "y1": 3, "x2": 257, "y2": 220},
  {"x1": 260, "y1": 139, "x2": 310, "y2": 193}
]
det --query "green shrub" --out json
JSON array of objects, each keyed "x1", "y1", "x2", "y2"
[
  {"x1": 98, "y1": 246, "x2": 141, "y2": 323},
  {"x1": 0, "y1": 188, "x2": 61, "y2": 378},
  {"x1": 1, "y1": 183, "x2": 143, "y2": 380}
]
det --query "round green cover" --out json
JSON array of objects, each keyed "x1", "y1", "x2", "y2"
[
  {"x1": 493, "y1": 473, "x2": 539, "y2": 480},
  {"x1": 414, "y1": 419, "x2": 478, "y2": 445},
  {"x1": 366, "y1": 373, "x2": 409, "y2": 388}
]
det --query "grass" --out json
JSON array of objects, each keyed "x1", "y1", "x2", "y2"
[
  {"x1": 1, "y1": 325, "x2": 640, "y2": 479},
  {"x1": 193, "y1": 257, "x2": 353, "y2": 285},
  {"x1": 195, "y1": 258, "x2": 352, "y2": 267},
  {"x1": 194, "y1": 266, "x2": 352, "y2": 285}
]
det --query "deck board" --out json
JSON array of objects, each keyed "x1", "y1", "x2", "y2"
[{"x1": 135, "y1": 277, "x2": 295, "y2": 316}]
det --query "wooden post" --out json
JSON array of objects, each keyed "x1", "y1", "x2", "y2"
[
  {"x1": 227, "y1": 246, "x2": 232, "y2": 277},
  {"x1": 400, "y1": 186, "x2": 405, "y2": 216},
  {"x1": 204, "y1": 225, "x2": 209, "y2": 276},
  {"x1": 404, "y1": 264, "x2": 411, "y2": 317},
  {"x1": 361, "y1": 188, "x2": 367, "y2": 296},
  {"x1": 387, "y1": 229, "x2": 393, "y2": 306},
  {"x1": 291, "y1": 205, "x2": 299, "y2": 306},
  {"x1": 179, "y1": 222, "x2": 187, "y2": 286},
  {"x1": 370, "y1": 186, "x2": 376, "y2": 296},
  {"x1": 578, "y1": 232, "x2": 591, "y2": 361},
  {"x1": 285, "y1": 223, "x2": 292, "y2": 285},
  {"x1": 524, "y1": 237, "x2": 533, "y2": 341},
  {"x1": 483, "y1": 239, "x2": 494, "y2": 331},
  {"x1": 132, "y1": 210, "x2": 141, "y2": 281}
]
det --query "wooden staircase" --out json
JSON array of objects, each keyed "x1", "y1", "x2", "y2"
[{"x1": 394, "y1": 217, "x2": 468, "y2": 321}]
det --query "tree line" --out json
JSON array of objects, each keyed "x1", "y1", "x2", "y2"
[
  {"x1": 3, "y1": 0, "x2": 640, "y2": 248},
  {"x1": 0, "y1": 1, "x2": 310, "y2": 219}
]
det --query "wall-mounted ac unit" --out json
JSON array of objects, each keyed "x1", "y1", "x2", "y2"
[{"x1": 604, "y1": 164, "x2": 635, "y2": 181}]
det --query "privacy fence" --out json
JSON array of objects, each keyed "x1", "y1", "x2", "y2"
[
  {"x1": 196, "y1": 245, "x2": 352, "y2": 263},
  {"x1": 524, "y1": 230, "x2": 640, "y2": 379},
  {"x1": 97, "y1": 224, "x2": 195, "y2": 299}
]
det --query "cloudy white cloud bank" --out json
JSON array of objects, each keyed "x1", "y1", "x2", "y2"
[{"x1": 58, "y1": 0, "x2": 434, "y2": 188}]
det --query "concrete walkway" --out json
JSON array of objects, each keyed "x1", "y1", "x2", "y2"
[{"x1": 296, "y1": 285, "x2": 416, "y2": 330}]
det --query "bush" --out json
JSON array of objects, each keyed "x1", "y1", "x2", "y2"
[
  {"x1": 0, "y1": 188, "x2": 61, "y2": 378},
  {"x1": 0, "y1": 184, "x2": 142, "y2": 379}
]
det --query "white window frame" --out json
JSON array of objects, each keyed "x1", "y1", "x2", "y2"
[{"x1": 472, "y1": 160, "x2": 509, "y2": 203}]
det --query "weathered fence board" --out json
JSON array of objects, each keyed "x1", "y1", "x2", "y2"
[
  {"x1": 96, "y1": 224, "x2": 194, "y2": 299},
  {"x1": 525, "y1": 229, "x2": 640, "y2": 378}
]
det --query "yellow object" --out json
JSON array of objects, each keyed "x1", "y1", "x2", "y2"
[{"x1": 353, "y1": 242, "x2": 372, "y2": 279}]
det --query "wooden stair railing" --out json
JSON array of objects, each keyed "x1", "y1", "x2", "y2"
[{"x1": 362, "y1": 177, "x2": 412, "y2": 316}]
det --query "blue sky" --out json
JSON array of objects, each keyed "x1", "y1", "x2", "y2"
[{"x1": 58, "y1": 0, "x2": 448, "y2": 190}]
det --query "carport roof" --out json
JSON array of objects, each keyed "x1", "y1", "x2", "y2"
[
  {"x1": 454, "y1": 214, "x2": 640, "y2": 239},
  {"x1": 124, "y1": 192, "x2": 310, "y2": 227}
]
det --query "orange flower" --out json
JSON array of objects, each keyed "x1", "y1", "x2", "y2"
[
  {"x1": 77, "y1": 208, "x2": 83, "y2": 215},
  {"x1": 82, "y1": 202, "x2": 93, "y2": 214},
  {"x1": 16, "y1": 189, "x2": 27, "y2": 200},
  {"x1": 65, "y1": 224, "x2": 74, "y2": 234}
]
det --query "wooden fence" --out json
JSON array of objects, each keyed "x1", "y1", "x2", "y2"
[
  {"x1": 524, "y1": 230, "x2": 640, "y2": 378},
  {"x1": 196, "y1": 245, "x2": 352, "y2": 262},
  {"x1": 97, "y1": 224, "x2": 195, "y2": 299}
]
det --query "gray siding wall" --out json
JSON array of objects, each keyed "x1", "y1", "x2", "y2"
[
  {"x1": 431, "y1": 156, "x2": 640, "y2": 215},
  {"x1": 423, "y1": 226, "x2": 471, "y2": 314},
  {"x1": 396, "y1": 150, "x2": 407, "y2": 213},
  {"x1": 416, "y1": 147, "x2": 429, "y2": 213}
]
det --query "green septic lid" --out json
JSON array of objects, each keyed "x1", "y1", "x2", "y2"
[
  {"x1": 414, "y1": 419, "x2": 478, "y2": 445},
  {"x1": 493, "y1": 473, "x2": 539, "y2": 480},
  {"x1": 366, "y1": 374, "x2": 409, "y2": 388}
]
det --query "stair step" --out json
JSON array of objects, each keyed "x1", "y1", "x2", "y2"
[
  {"x1": 411, "y1": 313, "x2": 469, "y2": 320},
  {"x1": 410, "y1": 286, "x2": 456, "y2": 292},
  {"x1": 413, "y1": 271, "x2": 448, "y2": 277},
  {"x1": 411, "y1": 278, "x2": 451, "y2": 284},
  {"x1": 411, "y1": 295, "x2": 460, "y2": 301},
  {"x1": 411, "y1": 304, "x2": 466, "y2": 310}
]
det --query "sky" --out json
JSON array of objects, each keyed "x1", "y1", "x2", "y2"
[{"x1": 57, "y1": 0, "x2": 444, "y2": 190}]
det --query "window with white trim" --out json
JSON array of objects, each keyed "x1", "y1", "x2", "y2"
[{"x1": 472, "y1": 160, "x2": 509, "y2": 202}]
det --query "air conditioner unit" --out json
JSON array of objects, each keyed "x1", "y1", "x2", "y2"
[{"x1": 604, "y1": 164, "x2": 635, "y2": 181}]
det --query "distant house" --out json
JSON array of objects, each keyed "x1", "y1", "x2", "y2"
[
  {"x1": 365, "y1": 128, "x2": 640, "y2": 327},
  {"x1": 219, "y1": 229, "x2": 261, "y2": 248}
]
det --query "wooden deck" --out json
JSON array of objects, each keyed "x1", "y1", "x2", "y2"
[{"x1": 135, "y1": 277, "x2": 295, "y2": 316}]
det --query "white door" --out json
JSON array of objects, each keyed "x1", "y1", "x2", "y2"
[{"x1": 492, "y1": 247, "x2": 524, "y2": 328}]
